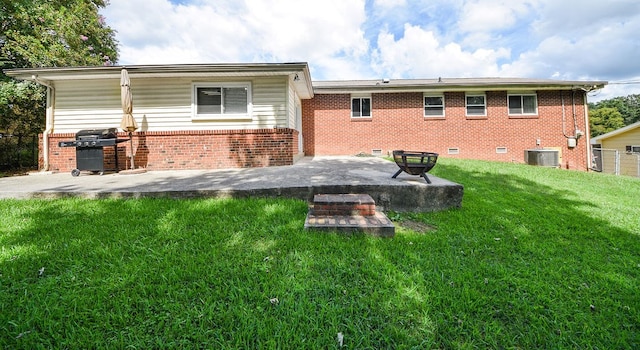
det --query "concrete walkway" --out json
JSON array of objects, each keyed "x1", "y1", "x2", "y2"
[{"x1": 0, "y1": 156, "x2": 463, "y2": 212}]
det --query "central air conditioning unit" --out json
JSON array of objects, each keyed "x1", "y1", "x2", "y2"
[{"x1": 524, "y1": 149, "x2": 559, "y2": 167}]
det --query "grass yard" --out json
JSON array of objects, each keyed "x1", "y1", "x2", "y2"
[{"x1": 0, "y1": 158, "x2": 639, "y2": 349}]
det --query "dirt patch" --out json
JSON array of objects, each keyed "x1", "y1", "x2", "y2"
[{"x1": 395, "y1": 219, "x2": 437, "y2": 233}]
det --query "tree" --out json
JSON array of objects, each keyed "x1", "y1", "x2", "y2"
[
  {"x1": 590, "y1": 94, "x2": 640, "y2": 126},
  {"x1": 1, "y1": 0, "x2": 118, "y2": 68},
  {"x1": 0, "y1": 0, "x2": 118, "y2": 170},
  {"x1": 589, "y1": 107, "x2": 625, "y2": 137}
]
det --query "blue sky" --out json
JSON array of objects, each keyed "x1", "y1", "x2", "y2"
[{"x1": 101, "y1": 0, "x2": 640, "y2": 101}]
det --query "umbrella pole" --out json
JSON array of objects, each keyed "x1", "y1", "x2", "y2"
[{"x1": 128, "y1": 131, "x2": 134, "y2": 170}]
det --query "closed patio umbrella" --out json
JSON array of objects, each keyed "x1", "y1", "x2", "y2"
[{"x1": 119, "y1": 68, "x2": 137, "y2": 170}]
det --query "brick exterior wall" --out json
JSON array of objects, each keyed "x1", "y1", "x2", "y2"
[
  {"x1": 42, "y1": 128, "x2": 299, "y2": 172},
  {"x1": 302, "y1": 90, "x2": 590, "y2": 170}
]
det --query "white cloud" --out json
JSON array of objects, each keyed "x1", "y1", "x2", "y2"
[
  {"x1": 102, "y1": 0, "x2": 370, "y2": 78},
  {"x1": 372, "y1": 24, "x2": 509, "y2": 78},
  {"x1": 457, "y1": 0, "x2": 534, "y2": 34},
  {"x1": 374, "y1": 0, "x2": 407, "y2": 9},
  {"x1": 100, "y1": 0, "x2": 640, "y2": 98},
  {"x1": 499, "y1": 2, "x2": 640, "y2": 81}
]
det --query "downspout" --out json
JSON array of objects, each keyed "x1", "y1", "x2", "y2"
[
  {"x1": 32, "y1": 75, "x2": 55, "y2": 172},
  {"x1": 582, "y1": 90, "x2": 592, "y2": 171},
  {"x1": 577, "y1": 85, "x2": 604, "y2": 171}
]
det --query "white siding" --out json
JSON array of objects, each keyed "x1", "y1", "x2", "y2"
[
  {"x1": 601, "y1": 129, "x2": 640, "y2": 177},
  {"x1": 52, "y1": 76, "x2": 289, "y2": 133},
  {"x1": 287, "y1": 79, "x2": 296, "y2": 129},
  {"x1": 252, "y1": 77, "x2": 287, "y2": 129}
]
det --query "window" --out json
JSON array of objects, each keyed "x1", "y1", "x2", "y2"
[
  {"x1": 193, "y1": 83, "x2": 251, "y2": 119},
  {"x1": 424, "y1": 95, "x2": 444, "y2": 117},
  {"x1": 352, "y1": 96, "x2": 371, "y2": 118},
  {"x1": 508, "y1": 94, "x2": 538, "y2": 115},
  {"x1": 626, "y1": 145, "x2": 640, "y2": 153},
  {"x1": 466, "y1": 94, "x2": 486, "y2": 116}
]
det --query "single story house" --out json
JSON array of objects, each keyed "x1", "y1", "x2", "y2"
[
  {"x1": 591, "y1": 121, "x2": 640, "y2": 177},
  {"x1": 5, "y1": 62, "x2": 606, "y2": 173}
]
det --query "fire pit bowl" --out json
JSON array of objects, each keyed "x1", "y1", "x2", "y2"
[{"x1": 391, "y1": 150, "x2": 439, "y2": 184}]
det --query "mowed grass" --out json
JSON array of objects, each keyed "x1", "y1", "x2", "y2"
[{"x1": 0, "y1": 158, "x2": 639, "y2": 349}]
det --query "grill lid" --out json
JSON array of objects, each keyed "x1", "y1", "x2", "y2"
[{"x1": 76, "y1": 128, "x2": 118, "y2": 140}]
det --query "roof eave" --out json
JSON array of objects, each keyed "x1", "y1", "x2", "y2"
[
  {"x1": 4, "y1": 62, "x2": 315, "y2": 99},
  {"x1": 313, "y1": 82, "x2": 608, "y2": 94},
  {"x1": 591, "y1": 120, "x2": 640, "y2": 143}
]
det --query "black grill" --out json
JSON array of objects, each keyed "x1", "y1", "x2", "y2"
[{"x1": 58, "y1": 128, "x2": 128, "y2": 176}]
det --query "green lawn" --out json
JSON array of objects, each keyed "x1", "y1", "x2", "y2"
[{"x1": 1, "y1": 158, "x2": 638, "y2": 349}]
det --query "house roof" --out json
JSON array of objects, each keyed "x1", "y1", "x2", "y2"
[
  {"x1": 4, "y1": 62, "x2": 315, "y2": 99},
  {"x1": 4, "y1": 63, "x2": 608, "y2": 99},
  {"x1": 591, "y1": 120, "x2": 640, "y2": 144},
  {"x1": 312, "y1": 77, "x2": 607, "y2": 94}
]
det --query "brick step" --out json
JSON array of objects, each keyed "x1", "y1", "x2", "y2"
[
  {"x1": 311, "y1": 193, "x2": 376, "y2": 216},
  {"x1": 305, "y1": 194, "x2": 395, "y2": 237}
]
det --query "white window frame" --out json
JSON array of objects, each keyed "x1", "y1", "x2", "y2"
[
  {"x1": 465, "y1": 93, "x2": 486, "y2": 117},
  {"x1": 424, "y1": 94, "x2": 445, "y2": 117},
  {"x1": 192, "y1": 82, "x2": 252, "y2": 120},
  {"x1": 508, "y1": 93, "x2": 538, "y2": 116},
  {"x1": 626, "y1": 145, "x2": 640, "y2": 154},
  {"x1": 351, "y1": 94, "x2": 372, "y2": 118}
]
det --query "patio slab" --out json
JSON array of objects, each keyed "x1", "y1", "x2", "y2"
[{"x1": 0, "y1": 156, "x2": 463, "y2": 213}]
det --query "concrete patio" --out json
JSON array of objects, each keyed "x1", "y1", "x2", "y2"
[{"x1": 0, "y1": 156, "x2": 463, "y2": 213}]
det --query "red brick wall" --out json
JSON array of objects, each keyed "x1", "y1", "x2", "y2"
[
  {"x1": 42, "y1": 128, "x2": 299, "y2": 172},
  {"x1": 302, "y1": 90, "x2": 590, "y2": 170}
]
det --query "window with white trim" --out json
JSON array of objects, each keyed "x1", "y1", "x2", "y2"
[
  {"x1": 626, "y1": 145, "x2": 640, "y2": 153},
  {"x1": 466, "y1": 94, "x2": 486, "y2": 116},
  {"x1": 424, "y1": 95, "x2": 444, "y2": 117},
  {"x1": 351, "y1": 95, "x2": 371, "y2": 118},
  {"x1": 192, "y1": 83, "x2": 251, "y2": 120},
  {"x1": 508, "y1": 94, "x2": 538, "y2": 115}
]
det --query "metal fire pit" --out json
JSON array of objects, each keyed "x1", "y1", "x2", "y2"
[
  {"x1": 391, "y1": 150, "x2": 439, "y2": 184},
  {"x1": 58, "y1": 128, "x2": 128, "y2": 176}
]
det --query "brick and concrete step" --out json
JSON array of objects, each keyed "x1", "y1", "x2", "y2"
[{"x1": 304, "y1": 194, "x2": 395, "y2": 237}]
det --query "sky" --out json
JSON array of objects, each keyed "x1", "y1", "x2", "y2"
[{"x1": 100, "y1": 0, "x2": 640, "y2": 102}]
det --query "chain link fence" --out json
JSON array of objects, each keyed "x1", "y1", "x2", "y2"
[{"x1": 592, "y1": 148, "x2": 640, "y2": 177}]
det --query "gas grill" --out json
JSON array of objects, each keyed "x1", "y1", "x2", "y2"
[{"x1": 58, "y1": 128, "x2": 128, "y2": 176}]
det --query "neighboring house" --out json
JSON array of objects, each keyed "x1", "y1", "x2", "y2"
[
  {"x1": 303, "y1": 78, "x2": 605, "y2": 171},
  {"x1": 591, "y1": 121, "x2": 640, "y2": 177},
  {"x1": 5, "y1": 63, "x2": 606, "y2": 172}
]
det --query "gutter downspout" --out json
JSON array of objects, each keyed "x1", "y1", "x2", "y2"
[
  {"x1": 32, "y1": 75, "x2": 55, "y2": 172},
  {"x1": 578, "y1": 85, "x2": 604, "y2": 172},
  {"x1": 582, "y1": 91, "x2": 592, "y2": 171}
]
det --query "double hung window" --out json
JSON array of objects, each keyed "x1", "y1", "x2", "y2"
[
  {"x1": 424, "y1": 95, "x2": 444, "y2": 117},
  {"x1": 466, "y1": 94, "x2": 486, "y2": 116}
]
